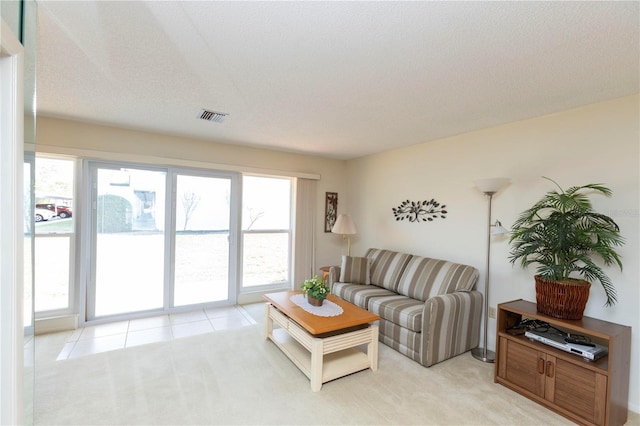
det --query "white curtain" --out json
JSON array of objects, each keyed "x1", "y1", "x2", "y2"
[{"x1": 293, "y1": 178, "x2": 317, "y2": 286}]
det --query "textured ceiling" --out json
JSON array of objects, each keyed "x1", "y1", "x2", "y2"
[{"x1": 36, "y1": 1, "x2": 639, "y2": 160}]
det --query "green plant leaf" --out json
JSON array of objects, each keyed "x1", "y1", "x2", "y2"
[{"x1": 509, "y1": 178, "x2": 624, "y2": 307}]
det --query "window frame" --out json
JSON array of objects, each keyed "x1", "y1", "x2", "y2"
[
  {"x1": 239, "y1": 174, "x2": 294, "y2": 294},
  {"x1": 33, "y1": 154, "x2": 77, "y2": 319}
]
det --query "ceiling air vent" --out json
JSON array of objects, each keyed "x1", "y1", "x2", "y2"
[{"x1": 198, "y1": 109, "x2": 228, "y2": 123}]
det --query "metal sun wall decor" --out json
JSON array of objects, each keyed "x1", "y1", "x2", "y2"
[{"x1": 392, "y1": 198, "x2": 448, "y2": 222}]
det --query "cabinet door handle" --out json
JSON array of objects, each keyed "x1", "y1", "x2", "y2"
[
  {"x1": 546, "y1": 361, "x2": 554, "y2": 378},
  {"x1": 537, "y1": 358, "x2": 545, "y2": 374}
]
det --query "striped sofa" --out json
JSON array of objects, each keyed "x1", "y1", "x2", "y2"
[{"x1": 329, "y1": 248, "x2": 482, "y2": 367}]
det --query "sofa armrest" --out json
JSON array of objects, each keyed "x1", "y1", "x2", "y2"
[
  {"x1": 328, "y1": 266, "x2": 341, "y2": 291},
  {"x1": 420, "y1": 291, "x2": 483, "y2": 367}
]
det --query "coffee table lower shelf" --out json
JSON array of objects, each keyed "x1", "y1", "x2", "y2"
[{"x1": 266, "y1": 304, "x2": 378, "y2": 391}]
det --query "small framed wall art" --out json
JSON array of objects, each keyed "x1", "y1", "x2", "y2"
[{"x1": 325, "y1": 192, "x2": 338, "y2": 232}]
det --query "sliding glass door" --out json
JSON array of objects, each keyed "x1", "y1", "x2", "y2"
[
  {"x1": 87, "y1": 162, "x2": 237, "y2": 320},
  {"x1": 173, "y1": 173, "x2": 234, "y2": 306},
  {"x1": 90, "y1": 166, "x2": 167, "y2": 317}
]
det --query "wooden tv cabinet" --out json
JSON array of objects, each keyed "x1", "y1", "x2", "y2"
[{"x1": 495, "y1": 299, "x2": 631, "y2": 426}]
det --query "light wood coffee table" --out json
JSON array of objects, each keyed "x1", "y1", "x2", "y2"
[{"x1": 264, "y1": 290, "x2": 380, "y2": 391}]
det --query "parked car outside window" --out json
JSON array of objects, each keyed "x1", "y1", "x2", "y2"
[
  {"x1": 35, "y1": 208, "x2": 55, "y2": 222},
  {"x1": 36, "y1": 203, "x2": 73, "y2": 218}
]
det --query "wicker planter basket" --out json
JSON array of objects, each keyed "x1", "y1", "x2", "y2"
[
  {"x1": 534, "y1": 275, "x2": 591, "y2": 320},
  {"x1": 307, "y1": 294, "x2": 324, "y2": 307}
]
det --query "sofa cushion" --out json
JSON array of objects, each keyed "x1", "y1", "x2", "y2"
[
  {"x1": 368, "y1": 295, "x2": 424, "y2": 332},
  {"x1": 332, "y1": 283, "x2": 395, "y2": 308},
  {"x1": 364, "y1": 249, "x2": 412, "y2": 292},
  {"x1": 396, "y1": 256, "x2": 479, "y2": 301},
  {"x1": 339, "y1": 256, "x2": 371, "y2": 285}
]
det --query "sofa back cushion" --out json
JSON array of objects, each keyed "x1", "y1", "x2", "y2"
[
  {"x1": 339, "y1": 256, "x2": 371, "y2": 284},
  {"x1": 364, "y1": 248, "x2": 412, "y2": 292},
  {"x1": 396, "y1": 256, "x2": 479, "y2": 301}
]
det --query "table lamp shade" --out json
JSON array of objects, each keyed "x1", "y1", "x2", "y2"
[{"x1": 331, "y1": 214, "x2": 357, "y2": 235}]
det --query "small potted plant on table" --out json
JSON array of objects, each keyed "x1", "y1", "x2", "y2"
[
  {"x1": 301, "y1": 275, "x2": 329, "y2": 306},
  {"x1": 509, "y1": 177, "x2": 624, "y2": 319}
]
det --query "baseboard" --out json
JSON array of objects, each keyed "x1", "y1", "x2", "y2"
[
  {"x1": 35, "y1": 315, "x2": 78, "y2": 335},
  {"x1": 238, "y1": 292, "x2": 268, "y2": 305}
]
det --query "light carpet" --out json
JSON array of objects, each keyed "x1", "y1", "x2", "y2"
[{"x1": 33, "y1": 305, "x2": 631, "y2": 425}]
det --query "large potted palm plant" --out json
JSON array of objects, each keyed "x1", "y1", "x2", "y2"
[{"x1": 509, "y1": 177, "x2": 624, "y2": 319}]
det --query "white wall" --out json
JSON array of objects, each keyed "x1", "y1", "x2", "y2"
[{"x1": 345, "y1": 94, "x2": 639, "y2": 411}]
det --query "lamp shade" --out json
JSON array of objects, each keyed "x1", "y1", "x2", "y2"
[
  {"x1": 474, "y1": 177, "x2": 510, "y2": 195},
  {"x1": 491, "y1": 220, "x2": 509, "y2": 236},
  {"x1": 331, "y1": 214, "x2": 357, "y2": 235}
]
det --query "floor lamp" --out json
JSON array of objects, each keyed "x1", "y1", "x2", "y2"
[{"x1": 471, "y1": 177, "x2": 509, "y2": 363}]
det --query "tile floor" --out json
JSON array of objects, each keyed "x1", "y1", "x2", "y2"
[{"x1": 55, "y1": 305, "x2": 257, "y2": 361}]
